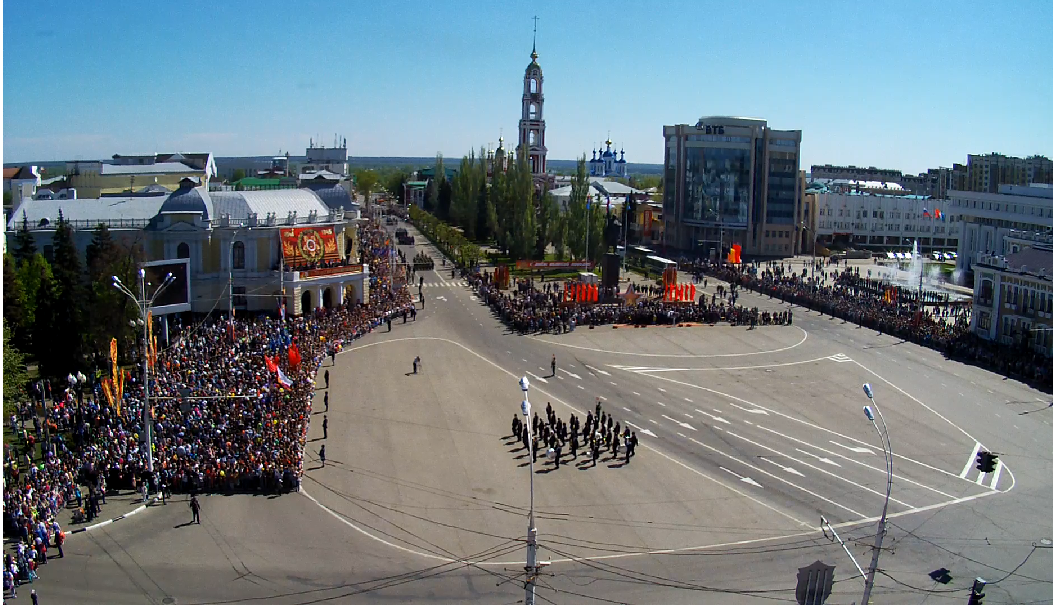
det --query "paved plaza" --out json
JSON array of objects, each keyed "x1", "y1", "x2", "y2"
[{"x1": 40, "y1": 224, "x2": 1053, "y2": 604}]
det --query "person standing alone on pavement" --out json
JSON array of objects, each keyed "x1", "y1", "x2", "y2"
[
  {"x1": 189, "y1": 495, "x2": 201, "y2": 524},
  {"x1": 551, "y1": 355, "x2": 557, "y2": 377},
  {"x1": 324, "y1": 370, "x2": 330, "y2": 389},
  {"x1": 322, "y1": 415, "x2": 328, "y2": 440},
  {"x1": 324, "y1": 391, "x2": 329, "y2": 412},
  {"x1": 413, "y1": 356, "x2": 421, "y2": 374},
  {"x1": 319, "y1": 445, "x2": 326, "y2": 467}
]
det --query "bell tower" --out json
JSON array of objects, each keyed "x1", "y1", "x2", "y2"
[{"x1": 519, "y1": 17, "x2": 546, "y2": 176}]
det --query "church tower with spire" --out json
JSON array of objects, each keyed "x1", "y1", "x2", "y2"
[{"x1": 518, "y1": 21, "x2": 547, "y2": 176}]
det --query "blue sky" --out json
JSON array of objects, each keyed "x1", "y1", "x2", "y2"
[{"x1": 4, "y1": 0, "x2": 1051, "y2": 172}]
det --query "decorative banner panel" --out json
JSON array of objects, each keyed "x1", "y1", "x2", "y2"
[{"x1": 281, "y1": 226, "x2": 340, "y2": 264}]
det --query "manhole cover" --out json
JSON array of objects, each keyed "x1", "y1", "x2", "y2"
[{"x1": 162, "y1": 599, "x2": 176, "y2": 604}]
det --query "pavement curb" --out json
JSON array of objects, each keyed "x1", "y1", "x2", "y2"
[{"x1": 67, "y1": 495, "x2": 160, "y2": 535}]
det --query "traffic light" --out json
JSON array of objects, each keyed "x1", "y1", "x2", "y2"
[
  {"x1": 968, "y1": 578, "x2": 986, "y2": 605},
  {"x1": 976, "y1": 451, "x2": 998, "y2": 474}
]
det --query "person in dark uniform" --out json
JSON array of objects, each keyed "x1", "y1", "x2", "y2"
[
  {"x1": 591, "y1": 440, "x2": 600, "y2": 467},
  {"x1": 324, "y1": 391, "x2": 329, "y2": 412},
  {"x1": 330, "y1": 348, "x2": 337, "y2": 366},
  {"x1": 551, "y1": 355, "x2": 557, "y2": 377},
  {"x1": 612, "y1": 433, "x2": 621, "y2": 459},
  {"x1": 512, "y1": 414, "x2": 520, "y2": 437},
  {"x1": 531, "y1": 435, "x2": 539, "y2": 462},
  {"x1": 595, "y1": 398, "x2": 603, "y2": 418},
  {"x1": 322, "y1": 415, "x2": 328, "y2": 440},
  {"x1": 324, "y1": 370, "x2": 330, "y2": 389},
  {"x1": 189, "y1": 495, "x2": 201, "y2": 524},
  {"x1": 570, "y1": 434, "x2": 579, "y2": 459},
  {"x1": 387, "y1": 317, "x2": 392, "y2": 332},
  {"x1": 554, "y1": 442, "x2": 562, "y2": 468},
  {"x1": 319, "y1": 445, "x2": 326, "y2": 467}
]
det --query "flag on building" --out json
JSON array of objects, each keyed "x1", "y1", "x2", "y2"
[
  {"x1": 934, "y1": 208, "x2": 944, "y2": 220},
  {"x1": 276, "y1": 367, "x2": 293, "y2": 388},
  {"x1": 922, "y1": 208, "x2": 932, "y2": 218}
]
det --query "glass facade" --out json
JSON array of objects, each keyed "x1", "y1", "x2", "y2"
[
  {"x1": 663, "y1": 144, "x2": 677, "y2": 216},
  {"x1": 682, "y1": 146, "x2": 751, "y2": 226},
  {"x1": 765, "y1": 150, "x2": 798, "y2": 224}
]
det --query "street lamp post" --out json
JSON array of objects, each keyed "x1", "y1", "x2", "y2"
[
  {"x1": 519, "y1": 376, "x2": 538, "y2": 605},
  {"x1": 113, "y1": 269, "x2": 175, "y2": 480},
  {"x1": 861, "y1": 383, "x2": 892, "y2": 605}
]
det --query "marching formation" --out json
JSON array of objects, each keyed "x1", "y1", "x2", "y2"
[{"x1": 509, "y1": 398, "x2": 639, "y2": 470}]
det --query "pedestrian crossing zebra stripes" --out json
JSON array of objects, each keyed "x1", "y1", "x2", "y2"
[{"x1": 420, "y1": 280, "x2": 470, "y2": 288}]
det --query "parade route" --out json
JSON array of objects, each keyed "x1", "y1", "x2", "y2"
[{"x1": 47, "y1": 223, "x2": 1053, "y2": 605}]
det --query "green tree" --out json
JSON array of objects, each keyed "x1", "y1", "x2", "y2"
[
  {"x1": 566, "y1": 156, "x2": 592, "y2": 260},
  {"x1": 37, "y1": 212, "x2": 86, "y2": 377},
  {"x1": 4, "y1": 255, "x2": 26, "y2": 348},
  {"x1": 15, "y1": 253, "x2": 53, "y2": 345},
  {"x1": 552, "y1": 208, "x2": 568, "y2": 260},
  {"x1": 13, "y1": 211, "x2": 37, "y2": 265},
  {"x1": 475, "y1": 178, "x2": 493, "y2": 242},
  {"x1": 354, "y1": 168, "x2": 380, "y2": 206},
  {"x1": 3, "y1": 323, "x2": 29, "y2": 412},
  {"x1": 423, "y1": 178, "x2": 437, "y2": 212},
  {"x1": 85, "y1": 224, "x2": 140, "y2": 361},
  {"x1": 506, "y1": 147, "x2": 536, "y2": 260},
  {"x1": 535, "y1": 191, "x2": 557, "y2": 259},
  {"x1": 384, "y1": 169, "x2": 409, "y2": 204},
  {"x1": 438, "y1": 178, "x2": 453, "y2": 222},
  {"x1": 231, "y1": 168, "x2": 246, "y2": 182}
]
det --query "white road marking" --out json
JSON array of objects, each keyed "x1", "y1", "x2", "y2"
[
  {"x1": 610, "y1": 381, "x2": 617, "y2": 386},
  {"x1": 624, "y1": 422, "x2": 656, "y2": 438},
  {"x1": 531, "y1": 326, "x2": 808, "y2": 358},
  {"x1": 829, "y1": 441, "x2": 875, "y2": 455},
  {"x1": 975, "y1": 472, "x2": 986, "y2": 485},
  {"x1": 684, "y1": 398, "x2": 693, "y2": 403},
  {"x1": 435, "y1": 295, "x2": 447, "y2": 301},
  {"x1": 521, "y1": 359, "x2": 528, "y2": 362},
  {"x1": 525, "y1": 371, "x2": 548, "y2": 384},
  {"x1": 759, "y1": 457, "x2": 806, "y2": 477},
  {"x1": 795, "y1": 448, "x2": 841, "y2": 468},
  {"x1": 632, "y1": 391, "x2": 641, "y2": 396},
  {"x1": 648, "y1": 418, "x2": 658, "y2": 425},
  {"x1": 684, "y1": 413, "x2": 694, "y2": 419},
  {"x1": 656, "y1": 401, "x2": 666, "y2": 407},
  {"x1": 720, "y1": 466, "x2": 763, "y2": 488},
  {"x1": 577, "y1": 385, "x2": 585, "y2": 390},
  {"x1": 658, "y1": 387, "x2": 666, "y2": 392},
  {"x1": 728, "y1": 402, "x2": 769, "y2": 415},
  {"x1": 661, "y1": 414, "x2": 696, "y2": 431},
  {"x1": 689, "y1": 438, "x2": 864, "y2": 517},
  {"x1": 724, "y1": 430, "x2": 914, "y2": 508},
  {"x1": 989, "y1": 460, "x2": 1005, "y2": 490},
  {"x1": 584, "y1": 364, "x2": 611, "y2": 376},
  {"x1": 961, "y1": 442, "x2": 982, "y2": 478},
  {"x1": 622, "y1": 407, "x2": 631, "y2": 412},
  {"x1": 695, "y1": 409, "x2": 730, "y2": 425},
  {"x1": 560, "y1": 369, "x2": 582, "y2": 380},
  {"x1": 744, "y1": 420, "x2": 753, "y2": 425}
]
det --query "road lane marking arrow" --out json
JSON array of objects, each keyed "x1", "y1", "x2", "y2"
[
  {"x1": 583, "y1": 364, "x2": 611, "y2": 376},
  {"x1": 525, "y1": 371, "x2": 548, "y2": 383},
  {"x1": 759, "y1": 457, "x2": 805, "y2": 477},
  {"x1": 720, "y1": 466, "x2": 763, "y2": 488},
  {"x1": 661, "y1": 414, "x2": 697, "y2": 431},
  {"x1": 795, "y1": 448, "x2": 841, "y2": 467},
  {"x1": 625, "y1": 422, "x2": 656, "y2": 438},
  {"x1": 695, "y1": 409, "x2": 731, "y2": 424},
  {"x1": 829, "y1": 441, "x2": 874, "y2": 455},
  {"x1": 728, "y1": 402, "x2": 769, "y2": 415}
]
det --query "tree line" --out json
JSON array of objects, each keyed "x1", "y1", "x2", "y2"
[
  {"x1": 3, "y1": 213, "x2": 142, "y2": 405},
  {"x1": 411, "y1": 146, "x2": 608, "y2": 264}
]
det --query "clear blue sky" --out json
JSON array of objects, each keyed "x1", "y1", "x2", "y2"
[{"x1": 4, "y1": 0, "x2": 1051, "y2": 173}]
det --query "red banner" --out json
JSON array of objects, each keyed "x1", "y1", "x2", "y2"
[{"x1": 281, "y1": 226, "x2": 340, "y2": 264}]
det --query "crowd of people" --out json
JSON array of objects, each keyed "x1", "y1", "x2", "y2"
[
  {"x1": 509, "y1": 398, "x2": 639, "y2": 470},
  {"x1": 2, "y1": 219, "x2": 414, "y2": 594},
  {"x1": 468, "y1": 271, "x2": 789, "y2": 334},
  {"x1": 686, "y1": 258, "x2": 1053, "y2": 388}
]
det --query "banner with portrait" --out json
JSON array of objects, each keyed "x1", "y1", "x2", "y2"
[{"x1": 280, "y1": 226, "x2": 340, "y2": 264}]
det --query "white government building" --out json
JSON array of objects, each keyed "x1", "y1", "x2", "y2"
[
  {"x1": 813, "y1": 179, "x2": 960, "y2": 252},
  {"x1": 948, "y1": 183, "x2": 1053, "y2": 278},
  {"x1": 7, "y1": 178, "x2": 368, "y2": 319}
]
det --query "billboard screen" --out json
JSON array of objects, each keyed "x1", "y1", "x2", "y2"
[{"x1": 142, "y1": 258, "x2": 191, "y2": 314}]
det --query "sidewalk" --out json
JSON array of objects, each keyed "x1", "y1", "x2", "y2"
[{"x1": 63, "y1": 490, "x2": 162, "y2": 537}]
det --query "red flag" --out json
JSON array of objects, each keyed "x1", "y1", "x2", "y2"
[
  {"x1": 264, "y1": 355, "x2": 278, "y2": 374},
  {"x1": 288, "y1": 343, "x2": 302, "y2": 367},
  {"x1": 690, "y1": 283, "x2": 697, "y2": 301}
]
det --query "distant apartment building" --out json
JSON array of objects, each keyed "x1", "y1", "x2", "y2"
[
  {"x1": 811, "y1": 164, "x2": 903, "y2": 184},
  {"x1": 949, "y1": 183, "x2": 1053, "y2": 278},
  {"x1": 964, "y1": 153, "x2": 1053, "y2": 193},
  {"x1": 663, "y1": 116, "x2": 803, "y2": 258},
  {"x1": 64, "y1": 153, "x2": 217, "y2": 198},
  {"x1": 814, "y1": 180, "x2": 959, "y2": 252}
]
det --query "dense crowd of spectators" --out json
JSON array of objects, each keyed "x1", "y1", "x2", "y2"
[
  {"x1": 688, "y1": 259, "x2": 1053, "y2": 388},
  {"x1": 467, "y1": 271, "x2": 790, "y2": 334},
  {"x1": 3, "y1": 219, "x2": 413, "y2": 591}
]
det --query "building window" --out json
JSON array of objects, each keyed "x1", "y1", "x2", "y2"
[
  {"x1": 529, "y1": 103, "x2": 538, "y2": 119},
  {"x1": 530, "y1": 78, "x2": 538, "y2": 93},
  {"x1": 232, "y1": 241, "x2": 245, "y2": 270},
  {"x1": 177, "y1": 242, "x2": 190, "y2": 259}
]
